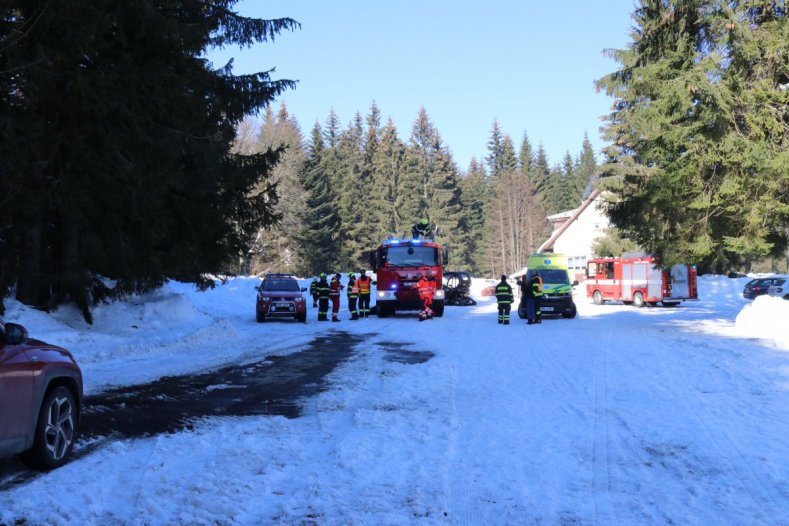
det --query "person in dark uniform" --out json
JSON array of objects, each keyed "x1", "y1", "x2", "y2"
[
  {"x1": 530, "y1": 271, "x2": 543, "y2": 324},
  {"x1": 309, "y1": 276, "x2": 319, "y2": 307},
  {"x1": 346, "y1": 272, "x2": 359, "y2": 320},
  {"x1": 495, "y1": 275, "x2": 513, "y2": 325},
  {"x1": 316, "y1": 273, "x2": 330, "y2": 321},
  {"x1": 411, "y1": 218, "x2": 430, "y2": 240}
]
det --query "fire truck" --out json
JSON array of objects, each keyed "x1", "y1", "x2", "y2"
[
  {"x1": 585, "y1": 255, "x2": 698, "y2": 307},
  {"x1": 369, "y1": 237, "x2": 448, "y2": 317}
]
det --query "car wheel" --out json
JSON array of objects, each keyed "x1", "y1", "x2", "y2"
[
  {"x1": 633, "y1": 291, "x2": 645, "y2": 308},
  {"x1": 298, "y1": 312, "x2": 307, "y2": 323},
  {"x1": 256, "y1": 311, "x2": 265, "y2": 323},
  {"x1": 593, "y1": 291, "x2": 603, "y2": 305},
  {"x1": 562, "y1": 304, "x2": 577, "y2": 319},
  {"x1": 432, "y1": 300, "x2": 444, "y2": 318},
  {"x1": 783, "y1": 295, "x2": 789, "y2": 301},
  {"x1": 21, "y1": 386, "x2": 78, "y2": 470}
]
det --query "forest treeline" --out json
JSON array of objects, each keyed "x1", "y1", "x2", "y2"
[
  {"x1": 2, "y1": 0, "x2": 786, "y2": 321},
  {"x1": 234, "y1": 104, "x2": 597, "y2": 279}
]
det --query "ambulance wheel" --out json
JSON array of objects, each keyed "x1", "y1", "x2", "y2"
[
  {"x1": 562, "y1": 304, "x2": 577, "y2": 319},
  {"x1": 633, "y1": 291, "x2": 645, "y2": 308},
  {"x1": 592, "y1": 291, "x2": 603, "y2": 305},
  {"x1": 517, "y1": 302, "x2": 526, "y2": 318}
]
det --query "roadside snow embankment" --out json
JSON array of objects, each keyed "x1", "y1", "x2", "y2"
[{"x1": 736, "y1": 295, "x2": 789, "y2": 350}]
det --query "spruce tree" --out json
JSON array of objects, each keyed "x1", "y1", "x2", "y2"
[
  {"x1": 596, "y1": 0, "x2": 788, "y2": 271},
  {"x1": 458, "y1": 158, "x2": 489, "y2": 273},
  {"x1": 370, "y1": 118, "x2": 407, "y2": 240},
  {"x1": 1, "y1": 1, "x2": 298, "y2": 320},
  {"x1": 298, "y1": 123, "x2": 340, "y2": 274},
  {"x1": 485, "y1": 119, "x2": 506, "y2": 178}
]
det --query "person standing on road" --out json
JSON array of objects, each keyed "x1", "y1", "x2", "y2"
[
  {"x1": 329, "y1": 273, "x2": 343, "y2": 322},
  {"x1": 356, "y1": 270, "x2": 373, "y2": 318},
  {"x1": 316, "y1": 273, "x2": 330, "y2": 321},
  {"x1": 531, "y1": 271, "x2": 543, "y2": 324},
  {"x1": 346, "y1": 272, "x2": 360, "y2": 320},
  {"x1": 309, "y1": 276, "x2": 319, "y2": 307},
  {"x1": 495, "y1": 275, "x2": 513, "y2": 325},
  {"x1": 417, "y1": 271, "x2": 436, "y2": 321},
  {"x1": 521, "y1": 273, "x2": 536, "y2": 324}
]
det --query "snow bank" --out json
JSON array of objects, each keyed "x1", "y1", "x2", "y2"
[{"x1": 736, "y1": 295, "x2": 789, "y2": 350}]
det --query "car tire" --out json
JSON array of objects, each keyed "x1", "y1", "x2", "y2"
[
  {"x1": 593, "y1": 291, "x2": 603, "y2": 305},
  {"x1": 256, "y1": 311, "x2": 265, "y2": 323},
  {"x1": 562, "y1": 303, "x2": 577, "y2": 319},
  {"x1": 298, "y1": 312, "x2": 307, "y2": 323},
  {"x1": 21, "y1": 386, "x2": 78, "y2": 470},
  {"x1": 432, "y1": 300, "x2": 444, "y2": 318},
  {"x1": 633, "y1": 291, "x2": 645, "y2": 308}
]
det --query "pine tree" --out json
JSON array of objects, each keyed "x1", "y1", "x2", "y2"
[
  {"x1": 485, "y1": 119, "x2": 506, "y2": 178},
  {"x1": 574, "y1": 132, "x2": 597, "y2": 199},
  {"x1": 596, "y1": 0, "x2": 788, "y2": 271},
  {"x1": 458, "y1": 158, "x2": 488, "y2": 273},
  {"x1": 298, "y1": 123, "x2": 340, "y2": 274},
  {"x1": 519, "y1": 133, "x2": 534, "y2": 177},
  {"x1": 337, "y1": 112, "x2": 366, "y2": 269},
  {"x1": 0, "y1": 1, "x2": 298, "y2": 320},
  {"x1": 370, "y1": 118, "x2": 407, "y2": 240}
]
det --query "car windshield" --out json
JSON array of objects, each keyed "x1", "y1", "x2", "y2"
[
  {"x1": 527, "y1": 269, "x2": 570, "y2": 285},
  {"x1": 262, "y1": 280, "x2": 300, "y2": 292},
  {"x1": 381, "y1": 246, "x2": 438, "y2": 267}
]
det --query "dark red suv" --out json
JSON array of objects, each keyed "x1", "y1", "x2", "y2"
[
  {"x1": 255, "y1": 274, "x2": 308, "y2": 322},
  {"x1": 0, "y1": 321, "x2": 83, "y2": 469}
]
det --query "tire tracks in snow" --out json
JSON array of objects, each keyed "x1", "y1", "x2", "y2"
[
  {"x1": 649, "y1": 327, "x2": 789, "y2": 524},
  {"x1": 591, "y1": 325, "x2": 619, "y2": 525}
]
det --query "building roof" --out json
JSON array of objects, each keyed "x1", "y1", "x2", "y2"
[{"x1": 537, "y1": 188, "x2": 602, "y2": 252}]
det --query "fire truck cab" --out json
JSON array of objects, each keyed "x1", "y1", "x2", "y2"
[
  {"x1": 369, "y1": 238, "x2": 448, "y2": 318},
  {"x1": 585, "y1": 255, "x2": 698, "y2": 307}
]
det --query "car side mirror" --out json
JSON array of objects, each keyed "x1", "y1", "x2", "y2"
[
  {"x1": 572, "y1": 280, "x2": 579, "y2": 286},
  {"x1": 4, "y1": 323, "x2": 28, "y2": 345},
  {"x1": 255, "y1": 286, "x2": 260, "y2": 291}
]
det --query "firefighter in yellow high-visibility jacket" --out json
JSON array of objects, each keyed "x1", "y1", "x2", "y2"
[{"x1": 494, "y1": 275, "x2": 513, "y2": 325}]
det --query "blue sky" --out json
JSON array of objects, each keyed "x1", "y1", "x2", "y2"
[{"x1": 209, "y1": 1, "x2": 637, "y2": 171}]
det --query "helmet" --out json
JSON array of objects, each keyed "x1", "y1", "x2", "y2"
[
  {"x1": 319, "y1": 272, "x2": 326, "y2": 278},
  {"x1": 501, "y1": 275, "x2": 508, "y2": 281},
  {"x1": 420, "y1": 218, "x2": 428, "y2": 225},
  {"x1": 347, "y1": 272, "x2": 354, "y2": 278}
]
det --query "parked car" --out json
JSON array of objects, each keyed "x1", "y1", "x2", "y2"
[
  {"x1": 0, "y1": 321, "x2": 83, "y2": 469},
  {"x1": 255, "y1": 273, "x2": 308, "y2": 322},
  {"x1": 743, "y1": 277, "x2": 784, "y2": 299},
  {"x1": 767, "y1": 277, "x2": 789, "y2": 300}
]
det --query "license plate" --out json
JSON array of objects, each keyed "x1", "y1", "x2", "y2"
[
  {"x1": 273, "y1": 303, "x2": 292, "y2": 312},
  {"x1": 540, "y1": 306, "x2": 554, "y2": 312}
]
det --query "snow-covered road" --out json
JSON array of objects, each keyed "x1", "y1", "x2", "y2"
[{"x1": 1, "y1": 275, "x2": 788, "y2": 525}]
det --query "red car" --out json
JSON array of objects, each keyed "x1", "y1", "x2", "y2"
[
  {"x1": 255, "y1": 274, "x2": 308, "y2": 323},
  {"x1": 0, "y1": 321, "x2": 83, "y2": 469}
]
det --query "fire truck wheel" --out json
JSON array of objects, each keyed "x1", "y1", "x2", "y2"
[
  {"x1": 633, "y1": 291, "x2": 645, "y2": 308},
  {"x1": 593, "y1": 291, "x2": 603, "y2": 305}
]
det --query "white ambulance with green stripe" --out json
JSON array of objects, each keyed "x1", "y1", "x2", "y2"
[{"x1": 517, "y1": 253, "x2": 578, "y2": 319}]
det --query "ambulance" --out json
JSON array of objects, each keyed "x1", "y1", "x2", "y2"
[{"x1": 517, "y1": 253, "x2": 578, "y2": 319}]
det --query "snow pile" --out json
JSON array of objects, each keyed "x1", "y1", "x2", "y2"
[{"x1": 736, "y1": 295, "x2": 789, "y2": 350}]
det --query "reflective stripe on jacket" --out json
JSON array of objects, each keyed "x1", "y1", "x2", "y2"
[
  {"x1": 495, "y1": 283, "x2": 513, "y2": 304},
  {"x1": 357, "y1": 276, "x2": 372, "y2": 294}
]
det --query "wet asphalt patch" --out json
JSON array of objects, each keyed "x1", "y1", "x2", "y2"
[
  {"x1": 378, "y1": 341, "x2": 434, "y2": 365},
  {"x1": 79, "y1": 331, "x2": 366, "y2": 440}
]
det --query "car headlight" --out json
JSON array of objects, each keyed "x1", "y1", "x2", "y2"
[
  {"x1": 434, "y1": 289, "x2": 445, "y2": 300},
  {"x1": 377, "y1": 290, "x2": 396, "y2": 300},
  {"x1": 260, "y1": 296, "x2": 270, "y2": 301}
]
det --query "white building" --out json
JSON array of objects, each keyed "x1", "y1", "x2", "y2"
[{"x1": 537, "y1": 187, "x2": 609, "y2": 282}]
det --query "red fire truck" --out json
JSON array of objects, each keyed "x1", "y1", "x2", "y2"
[
  {"x1": 585, "y1": 255, "x2": 698, "y2": 307},
  {"x1": 369, "y1": 237, "x2": 448, "y2": 317}
]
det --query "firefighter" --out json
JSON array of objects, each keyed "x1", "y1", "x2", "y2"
[
  {"x1": 356, "y1": 270, "x2": 373, "y2": 318},
  {"x1": 329, "y1": 273, "x2": 343, "y2": 322},
  {"x1": 316, "y1": 273, "x2": 330, "y2": 321},
  {"x1": 417, "y1": 270, "x2": 436, "y2": 321},
  {"x1": 347, "y1": 272, "x2": 360, "y2": 320},
  {"x1": 411, "y1": 218, "x2": 430, "y2": 240},
  {"x1": 495, "y1": 275, "x2": 514, "y2": 325},
  {"x1": 309, "y1": 276, "x2": 319, "y2": 307},
  {"x1": 531, "y1": 271, "x2": 543, "y2": 324}
]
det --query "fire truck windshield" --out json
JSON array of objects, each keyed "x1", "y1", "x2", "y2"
[{"x1": 380, "y1": 246, "x2": 438, "y2": 267}]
